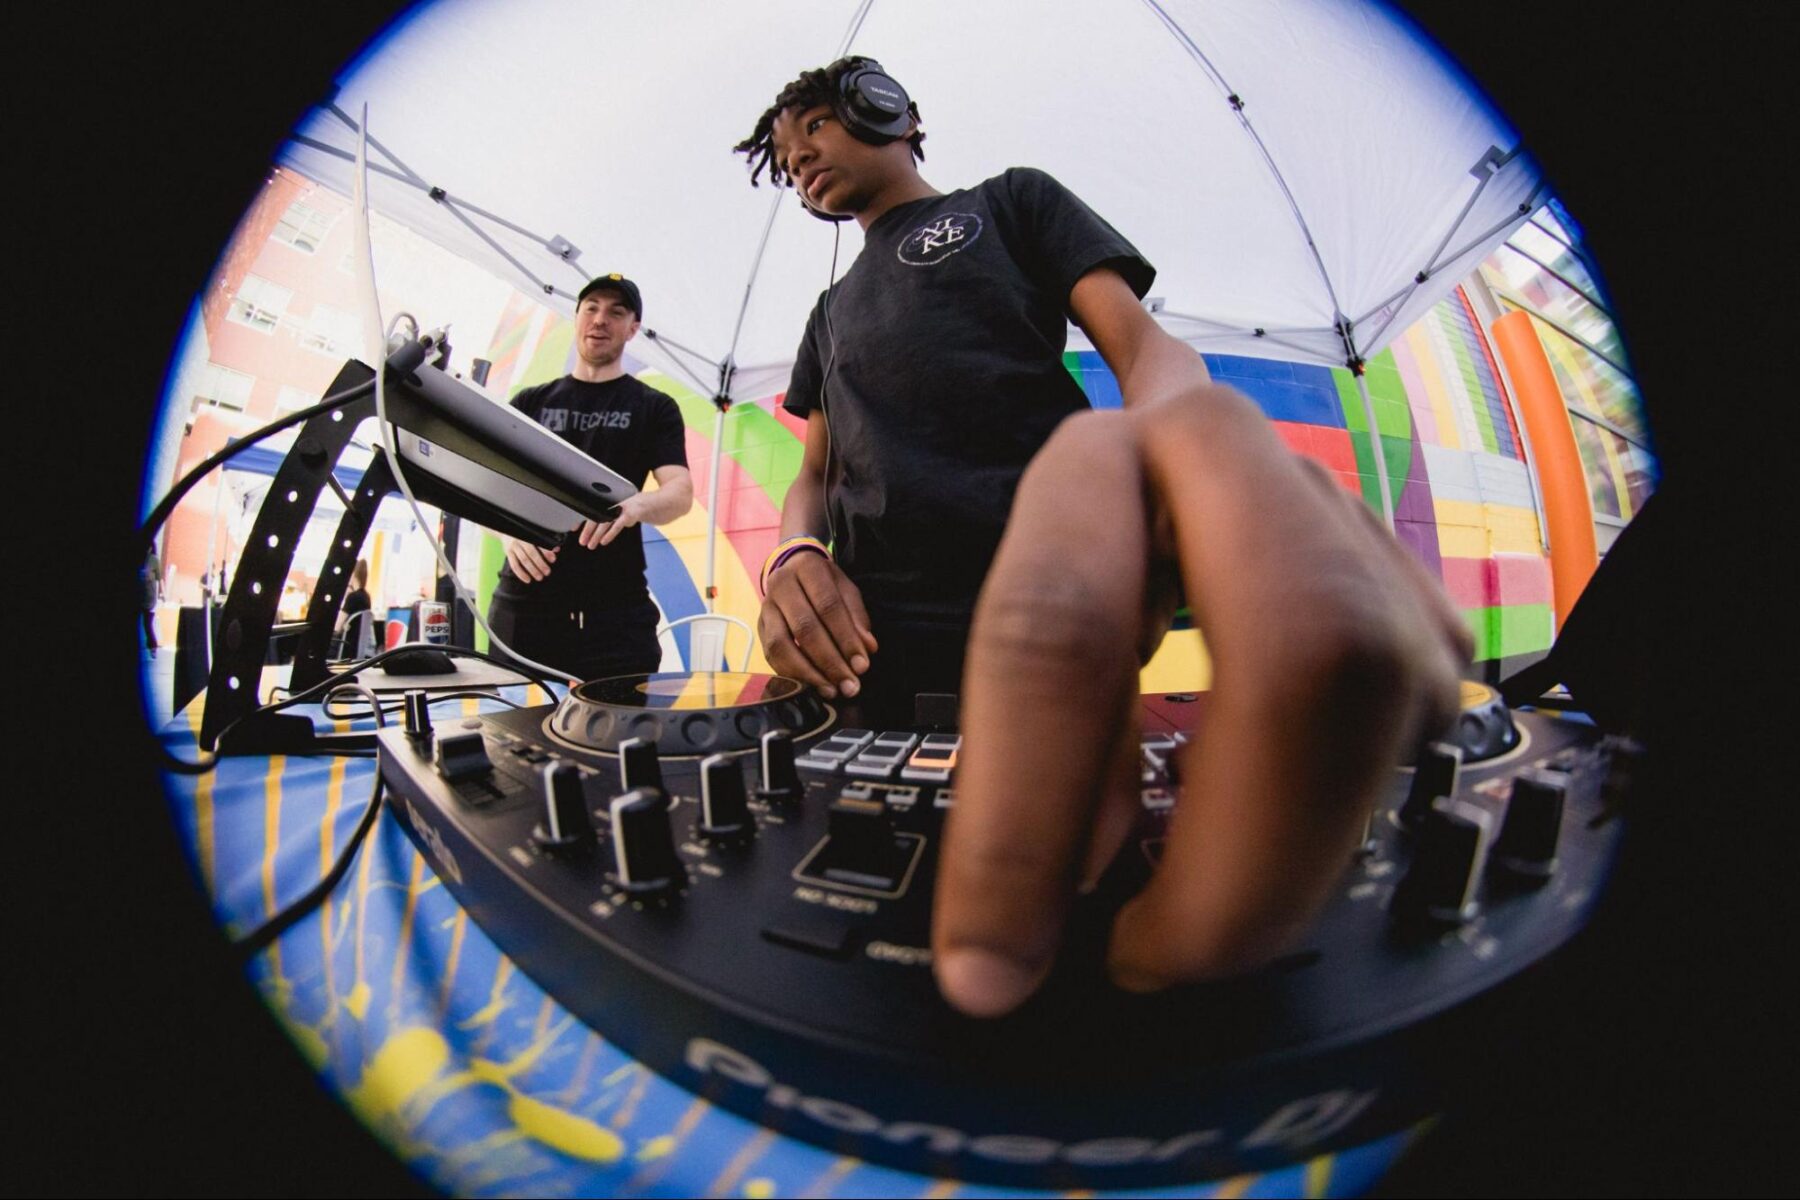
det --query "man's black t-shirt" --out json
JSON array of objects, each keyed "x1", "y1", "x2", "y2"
[
  {"x1": 493, "y1": 374, "x2": 688, "y2": 608},
  {"x1": 782, "y1": 167, "x2": 1154, "y2": 631}
]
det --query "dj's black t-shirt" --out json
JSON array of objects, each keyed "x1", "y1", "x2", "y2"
[
  {"x1": 493, "y1": 374, "x2": 688, "y2": 608},
  {"x1": 782, "y1": 167, "x2": 1154, "y2": 631}
]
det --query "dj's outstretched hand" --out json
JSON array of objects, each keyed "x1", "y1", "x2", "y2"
[
  {"x1": 760, "y1": 551, "x2": 879, "y2": 701},
  {"x1": 931, "y1": 390, "x2": 1472, "y2": 1017}
]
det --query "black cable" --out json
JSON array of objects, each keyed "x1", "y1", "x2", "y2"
[
  {"x1": 229, "y1": 683, "x2": 389, "y2": 959},
  {"x1": 320, "y1": 687, "x2": 527, "y2": 721},
  {"x1": 155, "y1": 644, "x2": 563, "y2": 775}
]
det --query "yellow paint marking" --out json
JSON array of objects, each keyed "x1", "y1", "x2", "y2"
[
  {"x1": 1305, "y1": 1153, "x2": 1334, "y2": 1197},
  {"x1": 636, "y1": 1135, "x2": 677, "y2": 1163},
  {"x1": 1140, "y1": 626, "x2": 1212, "y2": 694},
  {"x1": 346, "y1": 1026, "x2": 451, "y2": 1124},
  {"x1": 609, "y1": 1062, "x2": 653, "y2": 1128},
  {"x1": 533, "y1": 995, "x2": 556, "y2": 1041},
  {"x1": 261, "y1": 756, "x2": 286, "y2": 979},
  {"x1": 507, "y1": 1091, "x2": 625, "y2": 1162},
  {"x1": 463, "y1": 695, "x2": 480, "y2": 718},
  {"x1": 801, "y1": 1156, "x2": 862, "y2": 1198},
  {"x1": 387, "y1": 851, "x2": 429, "y2": 1021},
  {"x1": 556, "y1": 1032, "x2": 604, "y2": 1106},
  {"x1": 1211, "y1": 1173, "x2": 1256, "y2": 1197},
  {"x1": 526, "y1": 682, "x2": 546, "y2": 707},
  {"x1": 705, "y1": 1127, "x2": 778, "y2": 1198},
  {"x1": 744, "y1": 1180, "x2": 777, "y2": 1199},
  {"x1": 436, "y1": 909, "x2": 470, "y2": 1019},
  {"x1": 347, "y1": 781, "x2": 382, "y2": 1017},
  {"x1": 621, "y1": 1096, "x2": 712, "y2": 1192},
  {"x1": 458, "y1": 959, "x2": 517, "y2": 1030},
  {"x1": 194, "y1": 767, "x2": 216, "y2": 899},
  {"x1": 319, "y1": 751, "x2": 348, "y2": 1016},
  {"x1": 283, "y1": 1016, "x2": 329, "y2": 1070},
  {"x1": 921, "y1": 1181, "x2": 961, "y2": 1198}
]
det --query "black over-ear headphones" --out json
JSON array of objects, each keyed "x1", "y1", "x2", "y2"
[{"x1": 795, "y1": 57, "x2": 914, "y2": 222}]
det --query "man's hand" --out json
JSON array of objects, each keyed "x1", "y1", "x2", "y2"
[
  {"x1": 504, "y1": 536, "x2": 558, "y2": 583},
  {"x1": 931, "y1": 393, "x2": 1471, "y2": 1017},
  {"x1": 759, "y1": 551, "x2": 879, "y2": 700},
  {"x1": 578, "y1": 494, "x2": 642, "y2": 548}
]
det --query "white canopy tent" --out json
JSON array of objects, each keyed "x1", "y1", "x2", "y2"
[{"x1": 280, "y1": 0, "x2": 1543, "y2": 582}]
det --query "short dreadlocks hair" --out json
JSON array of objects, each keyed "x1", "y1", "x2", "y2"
[{"x1": 733, "y1": 57, "x2": 925, "y2": 188}]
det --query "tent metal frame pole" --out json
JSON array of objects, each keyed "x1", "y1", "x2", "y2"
[
  {"x1": 704, "y1": 404, "x2": 725, "y2": 613},
  {"x1": 1353, "y1": 367, "x2": 1396, "y2": 530}
]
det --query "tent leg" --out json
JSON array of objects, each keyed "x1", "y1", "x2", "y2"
[
  {"x1": 1354, "y1": 369, "x2": 1396, "y2": 530},
  {"x1": 704, "y1": 404, "x2": 725, "y2": 614}
]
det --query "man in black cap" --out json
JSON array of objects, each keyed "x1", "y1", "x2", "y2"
[{"x1": 487, "y1": 274, "x2": 693, "y2": 681}]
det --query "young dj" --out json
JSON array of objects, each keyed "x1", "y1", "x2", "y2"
[{"x1": 736, "y1": 58, "x2": 1471, "y2": 1017}]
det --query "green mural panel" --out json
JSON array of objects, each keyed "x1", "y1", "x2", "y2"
[{"x1": 1334, "y1": 356, "x2": 1413, "y2": 514}]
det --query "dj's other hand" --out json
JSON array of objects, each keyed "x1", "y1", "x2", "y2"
[
  {"x1": 759, "y1": 552, "x2": 879, "y2": 700},
  {"x1": 932, "y1": 392, "x2": 1471, "y2": 1017},
  {"x1": 503, "y1": 536, "x2": 558, "y2": 583}
]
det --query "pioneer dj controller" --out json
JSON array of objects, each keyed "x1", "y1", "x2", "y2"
[{"x1": 377, "y1": 673, "x2": 1627, "y2": 1188}]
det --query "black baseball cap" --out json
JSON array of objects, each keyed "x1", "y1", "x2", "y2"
[{"x1": 577, "y1": 273, "x2": 642, "y2": 319}]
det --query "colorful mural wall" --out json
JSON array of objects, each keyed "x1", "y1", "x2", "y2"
[{"x1": 475, "y1": 284, "x2": 1589, "y2": 689}]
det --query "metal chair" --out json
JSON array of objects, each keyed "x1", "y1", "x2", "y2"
[{"x1": 656, "y1": 612, "x2": 754, "y2": 673}]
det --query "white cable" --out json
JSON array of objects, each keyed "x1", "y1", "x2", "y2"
[{"x1": 350, "y1": 105, "x2": 576, "y2": 694}]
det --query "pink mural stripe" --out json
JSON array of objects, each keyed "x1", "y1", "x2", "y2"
[
  {"x1": 1440, "y1": 556, "x2": 1496, "y2": 608},
  {"x1": 1387, "y1": 332, "x2": 1438, "y2": 445},
  {"x1": 1493, "y1": 552, "x2": 1552, "y2": 605},
  {"x1": 771, "y1": 398, "x2": 808, "y2": 441}
]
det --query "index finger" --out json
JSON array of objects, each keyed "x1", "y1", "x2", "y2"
[{"x1": 932, "y1": 411, "x2": 1149, "y2": 1017}]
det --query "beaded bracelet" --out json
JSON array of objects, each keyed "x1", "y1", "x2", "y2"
[{"x1": 759, "y1": 535, "x2": 831, "y2": 596}]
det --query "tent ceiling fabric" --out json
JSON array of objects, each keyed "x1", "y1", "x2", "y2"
[{"x1": 282, "y1": 0, "x2": 1540, "y2": 395}]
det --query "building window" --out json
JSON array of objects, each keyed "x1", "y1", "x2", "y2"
[
  {"x1": 193, "y1": 362, "x2": 255, "y2": 412},
  {"x1": 271, "y1": 198, "x2": 336, "y2": 254},
  {"x1": 227, "y1": 274, "x2": 292, "y2": 333},
  {"x1": 299, "y1": 304, "x2": 361, "y2": 358}
]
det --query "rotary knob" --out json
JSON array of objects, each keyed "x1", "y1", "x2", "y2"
[
  {"x1": 532, "y1": 762, "x2": 594, "y2": 851},
  {"x1": 754, "y1": 730, "x2": 803, "y2": 805},
  {"x1": 1400, "y1": 741, "x2": 1462, "y2": 832},
  {"x1": 619, "y1": 736, "x2": 664, "y2": 794},
  {"x1": 1392, "y1": 797, "x2": 1492, "y2": 926},
  {"x1": 608, "y1": 787, "x2": 684, "y2": 896},
  {"x1": 697, "y1": 754, "x2": 754, "y2": 842},
  {"x1": 1491, "y1": 768, "x2": 1564, "y2": 879}
]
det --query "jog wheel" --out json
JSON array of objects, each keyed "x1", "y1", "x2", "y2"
[{"x1": 544, "y1": 671, "x2": 833, "y2": 757}]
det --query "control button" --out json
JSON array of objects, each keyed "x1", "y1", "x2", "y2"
[
  {"x1": 833, "y1": 728, "x2": 875, "y2": 743},
  {"x1": 403, "y1": 690, "x2": 433, "y2": 741},
  {"x1": 519, "y1": 748, "x2": 549, "y2": 764},
  {"x1": 934, "y1": 788, "x2": 956, "y2": 809},
  {"x1": 1400, "y1": 742, "x2": 1463, "y2": 831},
  {"x1": 900, "y1": 765, "x2": 951, "y2": 783},
  {"x1": 805, "y1": 743, "x2": 858, "y2": 763},
  {"x1": 609, "y1": 787, "x2": 684, "y2": 895},
  {"x1": 906, "y1": 739, "x2": 958, "y2": 773},
  {"x1": 1392, "y1": 797, "x2": 1491, "y2": 925},
  {"x1": 813, "y1": 795, "x2": 915, "y2": 891},
  {"x1": 532, "y1": 762, "x2": 594, "y2": 850},
  {"x1": 794, "y1": 754, "x2": 844, "y2": 774},
  {"x1": 697, "y1": 754, "x2": 753, "y2": 842},
  {"x1": 755, "y1": 730, "x2": 803, "y2": 805},
  {"x1": 619, "y1": 737, "x2": 664, "y2": 794},
  {"x1": 761, "y1": 908, "x2": 860, "y2": 959},
  {"x1": 845, "y1": 759, "x2": 898, "y2": 780},
  {"x1": 1492, "y1": 769, "x2": 1564, "y2": 878},
  {"x1": 872, "y1": 732, "x2": 919, "y2": 753},
  {"x1": 433, "y1": 730, "x2": 491, "y2": 781}
]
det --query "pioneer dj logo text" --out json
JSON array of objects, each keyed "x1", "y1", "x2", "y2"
[
  {"x1": 685, "y1": 1037, "x2": 1377, "y2": 1167},
  {"x1": 897, "y1": 213, "x2": 983, "y2": 266}
]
